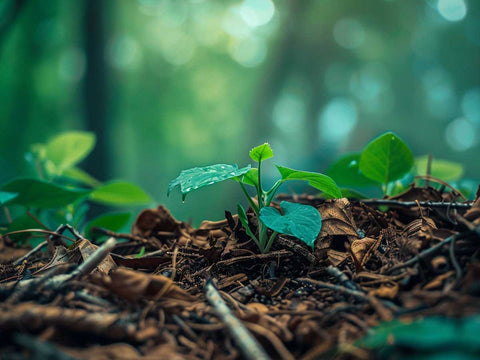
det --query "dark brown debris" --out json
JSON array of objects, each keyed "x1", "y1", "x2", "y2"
[{"x1": 1, "y1": 188, "x2": 479, "y2": 359}]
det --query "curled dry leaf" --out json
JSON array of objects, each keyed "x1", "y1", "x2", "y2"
[
  {"x1": 350, "y1": 237, "x2": 381, "y2": 269},
  {"x1": 318, "y1": 198, "x2": 358, "y2": 238},
  {"x1": 105, "y1": 267, "x2": 196, "y2": 303},
  {"x1": 132, "y1": 205, "x2": 184, "y2": 237}
]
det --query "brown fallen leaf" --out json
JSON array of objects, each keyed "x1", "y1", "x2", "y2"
[
  {"x1": 105, "y1": 267, "x2": 197, "y2": 302},
  {"x1": 318, "y1": 198, "x2": 358, "y2": 238}
]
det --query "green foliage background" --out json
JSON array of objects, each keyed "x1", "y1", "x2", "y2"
[{"x1": 0, "y1": 0, "x2": 478, "y2": 224}]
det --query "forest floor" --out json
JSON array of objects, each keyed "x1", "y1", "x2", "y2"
[{"x1": 1, "y1": 184, "x2": 480, "y2": 360}]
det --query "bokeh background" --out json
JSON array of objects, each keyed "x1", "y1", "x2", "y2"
[{"x1": 0, "y1": 0, "x2": 479, "y2": 224}]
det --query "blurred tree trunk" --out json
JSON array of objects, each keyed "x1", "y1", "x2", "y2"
[{"x1": 83, "y1": 0, "x2": 109, "y2": 181}]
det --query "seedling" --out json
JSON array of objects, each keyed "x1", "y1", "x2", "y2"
[{"x1": 168, "y1": 143, "x2": 341, "y2": 253}]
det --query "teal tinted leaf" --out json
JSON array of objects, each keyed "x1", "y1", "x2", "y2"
[
  {"x1": 359, "y1": 316, "x2": 480, "y2": 356},
  {"x1": 415, "y1": 155, "x2": 464, "y2": 181},
  {"x1": 259, "y1": 201, "x2": 321, "y2": 248},
  {"x1": 249, "y1": 143, "x2": 273, "y2": 162},
  {"x1": 237, "y1": 204, "x2": 258, "y2": 242},
  {"x1": 326, "y1": 153, "x2": 378, "y2": 187},
  {"x1": 0, "y1": 191, "x2": 18, "y2": 205},
  {"x1": 168, "y1": 164, "x2": 251, "y2": 200},
  {"x1": 276, "y1": 165, "x2": 342, "y2": 199},
  {"x1": 45, "y1": 131, "x2": 96, "y2": 171},
  {"x1": 1, "y1": 178, "x2": 90, "y2": 208},
  {"x1": 84, "y1": 212, "x2": 131, "y2": 240},
  {"x1": 62, "y1": 167, "x2": 101, "y2": 187},
  {"x1": 234, "y1": 168, "x2": 259, "y2": 187},
  {"x1": 359, "y1": 132, "x2": 414, "y2": 184},
  {"x1": 90, "y1": 181, "x2": 152, "y2": 206}
]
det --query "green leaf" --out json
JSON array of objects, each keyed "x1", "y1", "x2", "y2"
[
  {"x1": 0, "y1": 191, "x2": 18, "y2": 205},
  {"x1": 234, "y1": 168, "x2": 259, "y2": 187},
  {"x1": 359, "y1": 132, "x2": 414, "y2": 185},
  {"x1": 1, "y1": 178, "x2": 90, "y2": 208},
  {"x1": 4, "y1": 214, "x2": 46, "y2": 243},
  {"x1": 415, "y1": 155, "x2": 464, "y2": 181},
  {"x1": 326, "y1": 153, "x2": 378, "y2": 187},
  {"x1": 259, "y1": 201, "x2": 322, "y2": 248},
  {"x1": 62, "y1": 167, "x2": 101, "y2": 187},
  {"x1": 45, "y1": 131, "x2": 96, "y2": 172},
  {"x1": 237, "y1": 203, "x2": 258, "y2": 243},
  {"x1": 83, "y1": 212, "x2": 131, "y2": 240},
  {"x1": 90, "y1": 181, "x2": 152, "y2": 206},
  {"x1": 168, "y1": 164, "x2": 251, "y2": 201},
  {"x1": 359, "y1": 316, "x2": 480, "y2": 357},
  {"x1": 249, "y1": 143, "x2": 273, "y2": 162},
  {"x1": 276, "y1": 165, "x2": 342, "y2": 199}
]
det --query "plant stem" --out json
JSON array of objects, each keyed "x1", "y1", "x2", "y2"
[
  {"x1": 257, "y1": 158, "x2": 264, "y2": 210},
  {"x1": 264, "y1": 231, "x2": 278, "y2": 253},
  {"x1": 239, "y1": 183, "x2": 259, "y2": 213}
]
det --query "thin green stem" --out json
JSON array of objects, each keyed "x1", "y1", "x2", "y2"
[
  {"x1": 264, "y1": 231, "x2": 278, "y2": 253},
  {"x1": 239, "y1": 183, "x2": 259, "y2": 214},
  {"x1": 265, "y1": 180, "x2": 282, "y2": 206},
  {"x1": 258, "y1": 220, "x2": 268, "y2": 253},
  {"x1": 257, "y1": 159, "x2": 263, "y2": 209}
]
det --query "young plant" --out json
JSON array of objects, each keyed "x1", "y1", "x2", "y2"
[
  {"x1": 0, "y1": 131, "x2": 152, "y2": 245},
  {"x1": 168, "y1": 143, "x2": 342, "y2": 253}
]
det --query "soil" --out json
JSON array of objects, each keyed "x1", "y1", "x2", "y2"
[{"x1": 0, "y1": 184, "x2": 479, "y2": 360}]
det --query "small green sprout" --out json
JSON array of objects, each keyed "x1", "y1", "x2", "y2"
[{"x1": 168, "y1": 143, "x2": 342, "y2": 253}]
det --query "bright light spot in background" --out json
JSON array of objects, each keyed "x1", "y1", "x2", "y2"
[
  {"x1": 272, "y1": 92, "x2": 306, "y2": 134},
  {"x1": 137, "y1": 0, "x2": 187, "y2": 27},
  {"x1": 318, "y1": 98, "x2": 358, "y2": 144},
  {"x1": 437, "y1": 0, "x2": 467, "y2": 22},
  {"x1": 350, "y1": 63, "x2": 390, "y2": 100},
  {"x1": 333, "y1": 19, "x2": 365, "y2": 50},
  {"x1": 228, "y1": 36, "x2": 267, "y2": 67},
  {"x1": 421, "y1": 68, "x2": 456, "y2": 119},
  {"x1": 445, "y1": 118, "x2": 477, "y2": 151},
  {"x1": 462, "y1": 88, "x2": 480, "y2": 124},
  {"x1": 222, "y1": 8, "x2": 252, "y2": 39},
  {"x1": 58, "y1": 47, "x2": 86, "y2": 82},
  {"x1": 107, "y1": 35, "x2": 142, "y2": 70},
  {"x1": 238, "y1": 0, "x2": 275, "y2": 28}
]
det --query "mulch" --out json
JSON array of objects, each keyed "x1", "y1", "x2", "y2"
[{"x1": 1, "y1": 184, "x2": 479, "y2": 360}]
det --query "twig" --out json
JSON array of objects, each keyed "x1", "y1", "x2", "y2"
[
  {"x1": 385, "y1": 231, "x2": 468, "y2": 274},
  {"x1": 449, "y1": 235, "x2": 462, "y2": 282},
  {"x1": 360, "y1": 199, "x2": 471, "y2": 209},
  {"x1": 204, "y1": 279, "x2": 271, "y2": 360},
  {"x1": 326, "y1": 265, "x2": 358, "y2": 291},
  {"x1": 90, "y1": 227, "x2": 147, "y2": 242},
  {"x1": 12, "y1": 240, "x2": 48, "y2": 266}
]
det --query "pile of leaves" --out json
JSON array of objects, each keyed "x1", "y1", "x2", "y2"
[{"x1": 0, "y1": 184, "x2": 479, "y2": 359}]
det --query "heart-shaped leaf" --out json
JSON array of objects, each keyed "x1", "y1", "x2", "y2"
[
  {"x1": 168, "y1": 164, "x2": 251, "y2": 200},
  {"x1": 415, "y1": 155, "x2": 464, "y2": 181},
  {"x1": 45, "y1": 131, "x2": 96, "y2": 172},
  {"x1": 1, "y1": 178, "x2": 90, "y2": 208},
  {"x1": 259, "y1": 201, "x2": 322, "y2": 248},
  {"x1": 249, "y1": 143, "x2": 273, "y2": 162},
  {"x1": 90, "y1": 181, "x2": 152, "y2": 206},
  {"x1": 276, "y1": 165, "x2": 342, "y2": 199},
  {"x1": 359, "y1": 132, "x2": 414, "y2": 185},
  {"x1": 326, "y1": 153, "x2": 378, "y2": 187}
]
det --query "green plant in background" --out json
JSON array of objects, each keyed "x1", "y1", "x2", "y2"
[
  {"x1": 0, "y1": 131, "x2": 152, "y2": 244},
  {"x1": 326, "y1": 131, "x2": 471, "y2": 198},
  {"x1": 357, "y1": 315, "x2": 480, "y2": 360},
  {"x1": 169, "y1": 143, "x2": 341, "y2": 253}
]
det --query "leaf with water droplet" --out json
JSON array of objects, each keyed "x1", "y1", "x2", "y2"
[
  {"x1": 249, "y1": 143, "x2": 273, "y2": 162},
  {"x1": 259, "y1": 201, "x2": 322, "y2": 249},
  {"x1": 168, "y1": 164, "x2": 251, "y2": 200}
]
